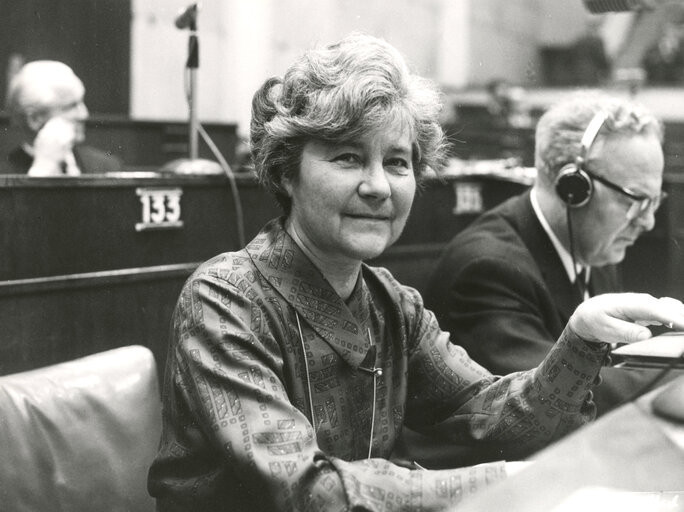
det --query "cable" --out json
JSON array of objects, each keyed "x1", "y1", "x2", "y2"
[
  {"x1": 565, "y1": 201, "x2": 586, "y2": 299},
  {"x1": 366, "y1": 328, "x2": 379, "y2": 460},
  {"x1": 197, "y1": 123, "x2": 246, "y2": 247},
  {"x1": 183, "y1": 66, "x2": 246, "y2": 248}
]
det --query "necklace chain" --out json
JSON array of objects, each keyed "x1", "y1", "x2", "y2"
[{"x1": 295, "y1": 312, "x2": 379, "y2": 459}]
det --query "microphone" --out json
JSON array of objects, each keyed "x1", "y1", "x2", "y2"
[
  {"x1": 175, "y1": 3, "x2": 198, "y2": 30},
  {"x1": 582, "y1": 0, "x2": 681, "y2": 12}
]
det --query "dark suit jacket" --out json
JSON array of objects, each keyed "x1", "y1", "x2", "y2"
[
  {"x1": 2, "y1": 144, "x2": 122, "y2": 175},
  {"x1": 424, "y1": 190, "x2": 676, "y2": 416}
]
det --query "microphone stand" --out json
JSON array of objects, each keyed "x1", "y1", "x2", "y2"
[
  {"x1": 165, "y1": 3, "x2": 220, "y2": 174},
  {"x1": 186, "y1": 16, "x2": 199, "y2": 160},
  {"x1": 166, "y1": 2, "x2": 246, "y2": 246}
]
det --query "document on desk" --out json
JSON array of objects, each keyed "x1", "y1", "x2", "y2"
[
  {"x1": 611, "y1": 331, "x2": 684, "y2": 369},
  {"x1": 551, "y1": 487, "x2": 683, "y2": 512}
]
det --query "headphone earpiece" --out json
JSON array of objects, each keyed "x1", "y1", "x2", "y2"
[
  {"x1": 553, "y1": 110, "x2": 609, "y2": 209},
  {"x1": 555, "y1": 162, "x2": 593, "y2": 208}
]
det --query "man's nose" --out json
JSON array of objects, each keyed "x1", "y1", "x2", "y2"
[
  {"x1": 632, "y1": 206, "x2": 656, "y2": 232},
  {"x1": 75, "y1": 102, "x2": 89, "y2": 120}
]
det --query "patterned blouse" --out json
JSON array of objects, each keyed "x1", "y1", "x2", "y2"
[{"x1": 148, "y1": 217, "x2": 607, "y2": 511}]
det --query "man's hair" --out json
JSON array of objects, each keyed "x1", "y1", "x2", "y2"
[
  {"x1": 6, "y1": 60, "x2": 84, "y2": 128},
  {"x1": 249, "y1": 33, "x2": 448, "y2": 213},
  {"x1": 535, "y1": 91, "x2": 663, "y2": 180}
]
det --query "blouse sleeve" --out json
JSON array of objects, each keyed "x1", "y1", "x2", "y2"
[
  {"x1": 148, "y1": 270, "x2": 510, "y2": 512},
  {"x1": 403, "y1": 284, "x2": 608, "y2": 459}
]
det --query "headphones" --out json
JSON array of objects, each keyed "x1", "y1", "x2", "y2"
[{"x1": 554, "y1": 110, "x2": 609, "y2": 208}]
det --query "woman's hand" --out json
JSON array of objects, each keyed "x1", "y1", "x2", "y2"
[{"x1": 568, "y1": 293, "x2": 684, "y2": 345}]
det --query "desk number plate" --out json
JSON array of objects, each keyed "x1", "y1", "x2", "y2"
[
  {"x1": 136, "y1": 187, "x2": 184, "y2": 231},
  {"x1": 452, "y1": 182, "x2": 483, "y2": 215}
]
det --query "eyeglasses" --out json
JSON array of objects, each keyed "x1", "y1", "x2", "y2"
[{"x1": 583, "y1": 168, "x2": 667, "y2": 220}]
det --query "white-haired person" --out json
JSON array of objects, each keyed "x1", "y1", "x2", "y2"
[
  {"x1": 3, "y1": 60, "x2": 121, "y2": 175},
  {"x1": 147, "y1": 34, "x2": 684, "y2": 511}
]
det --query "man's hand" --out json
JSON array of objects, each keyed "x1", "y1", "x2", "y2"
[
  {"x1": 568, "y1": 293, "x2": 684, "y2": 345},
  {"x1": 28, "y1": 117, "x2": 78, "y2": 176}
]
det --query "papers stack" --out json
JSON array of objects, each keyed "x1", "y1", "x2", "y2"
[{"x1": 611, "y1": 332, "x2": 684, "y2": 369}]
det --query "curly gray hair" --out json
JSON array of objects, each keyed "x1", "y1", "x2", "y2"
[{"x1": 249, "y1": 33, "x2": 448, "y2": 212}]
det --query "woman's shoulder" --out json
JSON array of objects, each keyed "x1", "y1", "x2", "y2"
[{"x1": 187, "y1": 248, "x2": 258, "y2": 287}]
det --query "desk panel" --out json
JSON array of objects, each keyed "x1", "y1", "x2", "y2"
[
  {"x1": 0, "y1": 174, "x2": 277, "y2": 279},
  {"x1": 0, "y1": 174, "x2": 280, "y2": 375},
  {"x1": 370, "y1": 174, "x2": 532, "y2": 290},
  {"x1": 2, "y1": 172, "x2": 683, "y2": 377},
  {"x1": 374, "y1": 174, "x2": 684, "y2": 301},
  {"x1": 0, "y1": 270, "x2": 186, "y2": 377}
]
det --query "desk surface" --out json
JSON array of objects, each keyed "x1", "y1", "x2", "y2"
[{"x1": 456, "y1": 376, "x2": 684, "y2": 512}]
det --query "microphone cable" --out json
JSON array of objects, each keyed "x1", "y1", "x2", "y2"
[
  {"x1": 183, "y1": 63, "x2": 246, "y2": 248},
  {"x1": 197, "y1": 122, "x2": 246, "y2": 247}
]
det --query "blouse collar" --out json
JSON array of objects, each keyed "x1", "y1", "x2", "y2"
[{"x1": 246, "y1": 217, "x2": 374, "y2": 369}]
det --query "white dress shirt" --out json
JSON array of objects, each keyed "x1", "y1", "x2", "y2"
[{"x1": 530, "y1": 188, "x2": 590, "y2": 299}]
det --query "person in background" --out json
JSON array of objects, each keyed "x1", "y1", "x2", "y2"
[
  {"x1": 147, "y1": 35, "x2": 684, "y2": 511},
  {"x1": 484, "y1": 78, "x2": 533, "y2": 130},
  {"x1": 424, "y1": 91, "x2": 680, "y2": 420},
  {"x1": 2, "y1": 60, "x2": 122, "y2": 175}
]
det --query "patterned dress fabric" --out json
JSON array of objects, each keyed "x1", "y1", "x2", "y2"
[{"x1": 148, "y1": 217, "x2": 608, "y2": 511}]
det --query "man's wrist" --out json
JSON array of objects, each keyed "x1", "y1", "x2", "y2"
[{"x1": 28, "y1": 157, "x2": 62, "y2": 176}]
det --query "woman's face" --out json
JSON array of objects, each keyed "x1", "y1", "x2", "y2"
[{"x1": 283, "y1": 122, "x2": 416, "y2": 265}]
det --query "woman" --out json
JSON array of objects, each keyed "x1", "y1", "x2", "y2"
[{"x1": 148, "y1": 34, "x2": 684, "y2": 511}]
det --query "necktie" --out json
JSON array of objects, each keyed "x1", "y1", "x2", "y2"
[{"x1": 576, "y1": 267, "x2": 589, "y2": 299}]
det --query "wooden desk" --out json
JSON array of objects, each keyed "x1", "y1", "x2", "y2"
[
  {"x1": 0, "y1": 173, "x2": 279, "y2": 375},
  {"x1": 0, "y1": 171, "x2": 532, "y2": 376},
  {"x1": 456, "y1": 376, "x2": 684, "y2": 511},
  {"x1": 373, "y1": 172, "x2": 684, "y2": 303},
  {"x1": 0, "y1": 173, "x2": 276, "y2": 279},
  {"x1": 2, "y1": 171, "x2": 684, "y2": 378},
  {"x1": 370, "y1": 171, "x2": 532, "y2": 290}
]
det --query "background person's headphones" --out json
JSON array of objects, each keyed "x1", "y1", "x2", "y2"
[{"x1": 554, "y1": 110, "x2": 609, "y2": 208}]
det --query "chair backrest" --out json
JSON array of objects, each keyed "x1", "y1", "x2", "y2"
[{"x1": 0, "y1": 345, "x2": 162, "y2": 512}]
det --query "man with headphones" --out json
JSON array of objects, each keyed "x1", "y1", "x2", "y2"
[{"x1": 423, "y1": 91, "x2": 675, "y2": 420}]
